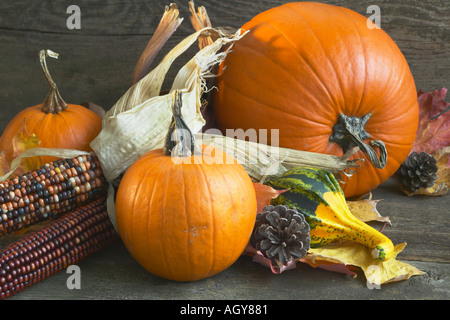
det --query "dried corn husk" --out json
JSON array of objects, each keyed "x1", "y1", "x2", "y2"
[
  {"x1": 0, "y1": 147, "x2": 91, "y2": 182},
  {"x1": 131, "y1": 4, "x2": 183, "y2": 85},
  {"x1": 196, "y1": 133, "x2": 360, "y2": 183},
  {"x1": 189, "y1": 0, "x2": 214, "y2": 49},
  {"x1": 90, "y1": 26, "x2": 244, "y2": 182}
]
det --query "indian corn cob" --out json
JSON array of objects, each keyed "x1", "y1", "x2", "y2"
[
  {"x1": 0, "y1": 197, "x2": 117, "y2": 299},
  {"x1": 0, "y1": 154, "x2": 107, "y2": 235}
]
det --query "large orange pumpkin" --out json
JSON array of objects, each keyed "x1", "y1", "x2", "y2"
[
  {"x1": 212, "y1": 2, "x2": 419, "y2": 198},
  {"x1": 115, "y1": 91, "x2": 257, "y2": 281},
  {"x1": 0, "y1": 50, "x2": 102, "y2": 164}
]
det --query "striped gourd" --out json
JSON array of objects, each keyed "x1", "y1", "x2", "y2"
[{"x1": 267, "y1": 167, "x2": 394, "y2": 261}]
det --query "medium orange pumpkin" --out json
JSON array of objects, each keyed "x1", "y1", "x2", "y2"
[
  {"x1": 212, "y1": 2, "x2": 419, "y2": 198},
  {"x1": 115, "y1": 91, "x2": 257, "y2": 281},
  {"x1": 0, "y1": 50, "x2": 102, "y2": 164}
]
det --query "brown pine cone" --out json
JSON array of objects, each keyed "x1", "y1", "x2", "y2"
[
  {"x1": 250, "y1": 205, "x2": 310, "y2": 266},
  {"x1": 398, "y1": 151, "x2": 438, "y2": 192}
]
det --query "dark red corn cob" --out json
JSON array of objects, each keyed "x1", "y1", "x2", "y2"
[
  {"x1": 0, "y1": 155, "x2": 107, "y2": 235},
  {"x1": 0, "y1": 197, "x2": 117, "y2": 299}
]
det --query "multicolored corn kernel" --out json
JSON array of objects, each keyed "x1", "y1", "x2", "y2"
[
  {"x1": 0, "y1": 155, "x2": 107, "y2": 235},
  {"x1": 0, "y1": 197, "x2": 117, "y2": 299}
]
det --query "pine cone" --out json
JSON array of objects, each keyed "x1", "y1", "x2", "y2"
[
  {"x1": 250, "y1": 205, "x2": 310, "y2": 266},
  {"x1": 398, "y1": 151, "x2": 438, "y2": 192}
]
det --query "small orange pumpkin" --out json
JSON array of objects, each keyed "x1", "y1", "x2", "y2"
[
  {"x1": 0, "y1": 50, "x2": 102, "y2": 164},
  {"x1": 212, "y1": 2, "x2": 419, "y2": 198},
  {"x1": 115, "y1": 91, "x2": 257, "y2": 281}
]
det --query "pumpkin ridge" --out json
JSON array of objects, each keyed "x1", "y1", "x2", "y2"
[
  {"x1": 216, "y1": 163, "x2": 241, "y2": 272},
  {"x1": 236, "y1": 38, "x2": 328, "y2": 113},
  {"x1": 180, "y1": 164, "x2": 192, "y2": 279},
  {"x1": 259, "y1": 19, "x2": 338, "y2": 110},
  {"x1": 159, "y1": 158, "x2": 176, "y2": 279},
  {"x1": 338, "y1": 7, "x2": 367, "y2": 117},
  {"x1": 34, "y1": 112, "x2": 54, "y2": 146},
  {"x1": 283, "y1": 4, "x2": 346, "y2": 112},
  {"x1": 377, "y1": 136, "x2": 417, "y2": 147},
  {"x1": 144, "y1": 157, "x2": 171, "y2": 276},
  {"x1": 198, "y1": 163, "x2": 216, "y2": 278},
  {"x1": 220, "y1": 79, "x2": 337, "y2": 133},
  {"x1": 221, "y1": 80, "x2": 309, "y2": 125},
  {"x1": 58, "y1": 109, "x2": 78, "y2": 147}
]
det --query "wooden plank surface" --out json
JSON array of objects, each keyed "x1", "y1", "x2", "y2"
[
  {"x1": 1, "y1": 0, "x2": 449, "y2": 300},
  {"x1": 7, "y1": 177, "x2": 450, "y2": 301}
]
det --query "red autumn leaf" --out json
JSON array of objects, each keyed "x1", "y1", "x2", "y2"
[{"x1": 412, "y1": 88, "x2": 449, "y2": 158}]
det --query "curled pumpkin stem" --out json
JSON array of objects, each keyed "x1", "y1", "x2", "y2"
[
  {"x1": 39, "y1": 49, "x2": 67, "y2": 114},
  {"x1": 330, "y1": 113, "x2": 387, "y2": 169}
]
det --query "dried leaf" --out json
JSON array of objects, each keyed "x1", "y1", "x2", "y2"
[
  {"x1": 346, "y1": 199, "x2": 391, "y2": 225},
  {"x1": 302, "y1": 241, "x2": 424, "y2": 286},
  {"x1": 243, "y1": 243, "x2": 297, "y2": 274},
  {"x1": 252, "y1": 183, "x2": 288, "y2": 213},
  {"x1": 412, "y1": 88, "x2": 449, "y2": 159},
  {"x1": 0, "y1": 121, "x2": 41, "y2": 177}
]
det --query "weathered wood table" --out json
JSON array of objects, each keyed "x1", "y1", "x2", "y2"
[{"x1": 1, "y1": 0, "x2": 449, "y2": 301}]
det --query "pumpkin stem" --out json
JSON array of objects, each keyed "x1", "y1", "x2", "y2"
[
  {"x1": 329, "y1": 113, "x2": 387, "y2": 169},
  {"x1": 39, "y1": 49, "x2": 67, "y2": 114},
  {"x1": 164, "y1": 90, "x2": 202, "y2": 157}
]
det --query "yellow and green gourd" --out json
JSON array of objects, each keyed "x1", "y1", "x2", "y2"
[{"x1": 267, "y1": 167, "x2": 394, "y2": 261}]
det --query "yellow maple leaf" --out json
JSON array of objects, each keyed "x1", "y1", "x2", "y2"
[
  {"x1": 0, "y1": 120, "x2": 42, "y2": 178},
  {"x1": 302, "y1": 241, "x2": 424, "y2": 286},
  {"x1": 347, "y1": 198, "x2": 391, "y2": 225}
]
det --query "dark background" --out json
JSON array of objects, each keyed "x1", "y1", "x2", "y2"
[
  {"x1": 0, "y1": 0, "x2": 448, "y2": 134},
  {"x1": 0, "y1": 0, "x2": 449, "y2": 300}
]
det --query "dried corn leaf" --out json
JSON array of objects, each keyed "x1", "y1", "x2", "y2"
[
  {"x1": 0, "y1": 147, "x2": 90, "y2": 182},
  {"x1": 91, "y1": 27, "x2": 244, "y2": 182},
  {"x1": 131, "y1": 4, "x2": 183, "y2": 85},
  {"x1": 347, "y1": 198, "x2": 391, "y2": 225},
  {"x1": 189, "y1": 0, "x2": 214, "y2": 49},
  {"x1": 196, "y1": 133, "x2": 361, "y2": 183},
  {"x1": 413, "y1": 88, "x2": 449, "y2": 156}
]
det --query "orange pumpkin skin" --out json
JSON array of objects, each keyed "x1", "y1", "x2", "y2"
[
  {"x1": 212, "y1": 2, "x2": 419, "y2": 198},
  {"x1": 115, "y1": 146, "x2": 257, "y2": 282},
  {"x1": 0, "y1": 103, "x2": 102, "y2": 164}
]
